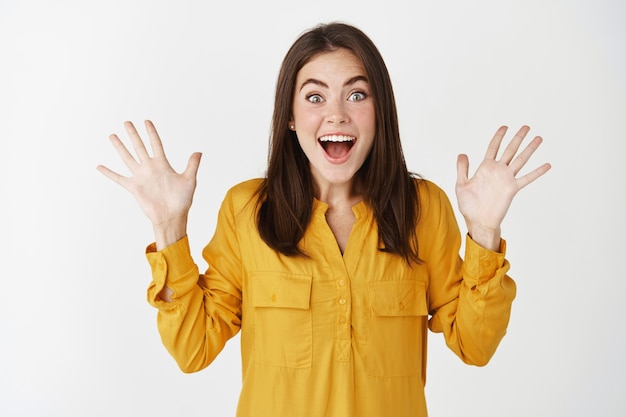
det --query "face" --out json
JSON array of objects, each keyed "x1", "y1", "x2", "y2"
[{"x1": 290, "y1": 48, "x2": 376, "y2": 192}]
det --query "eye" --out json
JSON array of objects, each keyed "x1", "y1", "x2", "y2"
[
  {"x1": 348, "y1": 91, "x2": 367, "y2": 102},
  {"x1": 307, "y1": 94, "x2": 324, "y2": 104}
]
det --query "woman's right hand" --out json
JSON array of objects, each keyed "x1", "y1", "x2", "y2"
[{"x1": 97, "y1": 120, "x2": 202, "y2": 249}]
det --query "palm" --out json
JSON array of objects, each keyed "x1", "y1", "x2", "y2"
[
  {"x1": 456, "y1": 125, "x2": 551, "y2": 235},
  {"x1": 97, "y1": 120, "x2": 202, "y2": 228}
]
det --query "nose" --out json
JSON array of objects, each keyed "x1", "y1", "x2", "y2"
[{"x1": 326, "y1": 99, "x2": 349, "y2": 124}]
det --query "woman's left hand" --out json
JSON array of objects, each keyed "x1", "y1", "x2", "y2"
[{"x1": 455, "y1": 125, "x2": 551, "y2": 251}]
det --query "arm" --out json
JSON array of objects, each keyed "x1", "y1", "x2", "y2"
[
  {"x1": 427, "y1": 125, "x2": 550, "y2": 365},
  {"x1": 424, "y1": 182, "x2": 515, "y2": 366},
  {"x1": 145, "y1": 189, "x2": 243, "y2": 372},
  {"x1": 98, "y1": 121, "x2": 243, "y2": 372},
  {"x1": 97, "y1": 120, "x2": 202, "y2": 300}
]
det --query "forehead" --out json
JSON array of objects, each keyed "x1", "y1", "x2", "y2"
[{"x1": 297, "y1": 48, "x2": 367, "y2": 82}]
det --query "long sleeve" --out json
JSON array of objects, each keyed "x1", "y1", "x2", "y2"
[
  {"x1": 422, "y1": 180, "x2": 516, "y2": 366},
  {"x1": 145, "y1": 189, "x2": 243, "y2": 373},
  {"x1": 139, "y1": 178, "x2": 515, "y2": 416}
]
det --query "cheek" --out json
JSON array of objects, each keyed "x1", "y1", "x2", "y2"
[
  {"x1": 296, "y1": 134, "x2": 318, "y2": 155},
  {"x1": 354, "y1": 106, "x2": 376, "y2": 127},
  {"x1": 301, "y1": 110, "x2": 324, "y2": 126},
  {"x1": 358, "y1": 108, "x2": 376, "y2": 153},
  {"x1": 293, "y1": 100, "x2": 321, "y2": 122}
]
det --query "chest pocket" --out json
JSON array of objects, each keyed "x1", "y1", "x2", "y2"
[
  {"x1": 250, "y1": 272, "x2": 312, "y2": 368},
  {"x1": 366, "y1": 280, "x2": 428, "y2": 377}
]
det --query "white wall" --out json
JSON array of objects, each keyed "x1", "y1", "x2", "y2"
[{"x1": 1, "y1": 0, "x2": 624, "y2": 416}]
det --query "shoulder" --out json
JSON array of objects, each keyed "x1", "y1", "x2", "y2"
[
  {"x1": 414, "y1": 178, "x2": 448, "y2": 204},
  {"x1": 413, "y1": 178, "x2": 455, "y2": 219},
  {"x1": 221, "y1": 178, "x2": 265, "y2": 214},
  {"x1": 227, "y1": 178, "x2": 264, "y2": 198}
]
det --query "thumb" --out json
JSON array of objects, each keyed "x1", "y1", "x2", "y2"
[
  {"x1": 184, "y1": 152, "x2": 202, "y2": 179},
  {"x1": 456, "y1": 154, "x2": 469, "y2": 186}
]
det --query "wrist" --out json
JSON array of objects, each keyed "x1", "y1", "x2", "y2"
[
  {"x1": 467, "y1": 223, "x2": 502, "y2": 252},
  {"x1": 153, "y1": 217, "x2": 188, "y2": 250}
]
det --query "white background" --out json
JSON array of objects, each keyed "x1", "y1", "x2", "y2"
[{"x1": 1, "y1": 0, "x2": 624, "y2": 416}]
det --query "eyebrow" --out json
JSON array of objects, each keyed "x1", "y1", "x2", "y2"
[{"x1": 298, "y1": 75, "x2": 369, "y2": 92}]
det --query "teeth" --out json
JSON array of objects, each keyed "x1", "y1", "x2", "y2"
[{"x1": 319, "y1": 135, "x2": 355, "y2": 142}]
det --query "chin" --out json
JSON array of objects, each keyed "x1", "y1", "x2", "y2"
[{"x1": 321, "y1": 171, "x2": 358, "y2": 186}]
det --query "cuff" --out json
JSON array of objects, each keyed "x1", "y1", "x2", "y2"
[
  {"x1": 463, "y1": 234, "x2": 507, "y2": 286},
  {"x1": 145, "y1": 235, "x2": 198, "y2": 308}
]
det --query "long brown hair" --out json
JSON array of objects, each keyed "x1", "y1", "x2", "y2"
[{"x1": 256, "y1": 22, "x2": 421, "y2": 264}]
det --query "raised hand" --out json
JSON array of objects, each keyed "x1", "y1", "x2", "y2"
[
  {"x1": 455, "y1": 125, "x2": 551, "y2": 251},
  {"x1": 96, "y1": 120, "x2": 202, "y2": 249}
]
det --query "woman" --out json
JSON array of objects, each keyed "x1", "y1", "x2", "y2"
[{"x1": 97, "y1": 22, "x2": 550, "y2": 417}]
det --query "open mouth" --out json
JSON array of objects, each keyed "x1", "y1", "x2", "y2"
[{"x1": 319, "y1": 135, "x2": 356, "y2": 159}]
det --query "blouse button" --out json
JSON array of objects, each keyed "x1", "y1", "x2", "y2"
[
  {"x1": 271, "y1": 294, "x2": 276, "y2": 302},
  {"x1": 338, "y1": 279, "x2": 346, "y2": 287},
  {"x1": 481, "y1": 260, "x2": 491, "y2": 268},
  {"x1": 338, "y1": 317, "x2": 347, "y2": 324},
  {"x1": 338, "y1": 297, "x2": 347, "y2": 305},
  {"x1": 398, "y1": 302, "x2": 405, "y2": 311}
]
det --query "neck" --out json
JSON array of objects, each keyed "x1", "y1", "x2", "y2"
[{"x1": 314, "y1": 180, "x2": 363, "y2": 212}]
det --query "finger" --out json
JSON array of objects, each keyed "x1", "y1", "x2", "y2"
[
  {"x1": 456, "y1": 154, "x2": 469, "y2": 186},
  {"x1": 183, "y1": 152, "x2": 203, "y2": 180},
  {"x1": 144, "y1": 120, "x2": 167, "y2": 159},
  {"x1": 484, "y1": 126, "x2": 508, "y2": 160},
  {"x1": 109, "y1": 133, "x2": 140, "y2": 170},
  {"x1": 509, "y1": 135, "x2": 543, "y2": 175},
  {"x1": 124, "y1": 120, "x2": 151, "y2": 162},
  {"x1": 499, "y1": 125, "x2": 530, "y2": 165},
  {"x1": 96, "y1": 164, "x2": 130, "y2": 189},
  {"x1": 516, "y1": 162, "x2": 552, "y2": 190}
]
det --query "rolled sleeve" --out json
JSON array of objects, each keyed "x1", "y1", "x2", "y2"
[
  {"x1": 462, "y1": 235, "x2": 508, "y2": 287},
  {"x1": 145, "y1": 236, "x2": 199, "y2": 310}
]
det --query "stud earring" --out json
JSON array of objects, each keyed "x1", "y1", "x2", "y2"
[{"x1": 289, "y1": 124, "x2": 295, "y2": 130}]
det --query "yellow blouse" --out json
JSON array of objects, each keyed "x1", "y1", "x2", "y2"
[{"x1": 145, "y1": 178, "x2": 515, "y2": 417}]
